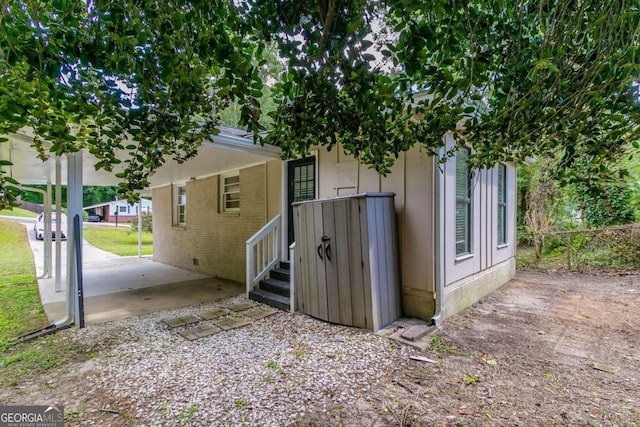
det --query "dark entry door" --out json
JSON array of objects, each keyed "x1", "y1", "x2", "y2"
[{"x1": 288, "y1": 156, "x2": 316, "y2": 247}]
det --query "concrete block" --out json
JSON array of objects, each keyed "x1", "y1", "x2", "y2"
[{"x1": 401, "y1": 325, "x2": 432, "y2": 342}]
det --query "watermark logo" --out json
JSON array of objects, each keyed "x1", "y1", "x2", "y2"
[{"x1": 0, "y1": 405, "x2": 64, "y2": 427}]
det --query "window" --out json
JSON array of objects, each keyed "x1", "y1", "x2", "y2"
[
  {"x1": 455, "y1": 147, "x2": 472, "y2": 256},
  {"x1": 292, "y1": 162, "x2": 315, "y2": 203},
  {"x1": 221, "y1": 173, "x2": 240, "y2": 212},
  {"x1": 119, "y1": 205, "x2": 127, "y2": 213},
  {"x1": 497, "y1": 164, "x2": 507, "y2": 246},
  {"x1": 176, "y1": 186, "x2": 186, "y2": 225}
]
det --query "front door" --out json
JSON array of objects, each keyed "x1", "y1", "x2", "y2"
[{"x1": 288, "y1": 156, "x2": 316, "y2": 247}]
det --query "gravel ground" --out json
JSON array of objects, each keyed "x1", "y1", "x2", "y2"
[
  {"x1": 3, "y1": 271, "x2": 638, "y2": 426},
  {"x1": 73, "y1": 295, "x2": 411, "y2": 426}
]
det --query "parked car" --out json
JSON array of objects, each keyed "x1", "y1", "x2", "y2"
[
  {"x1": 34, "y1": 212, "x2": 67, "y2": 240},
  {"x1": 87, "y1": 214, "x2": 102, "y2": 222}
]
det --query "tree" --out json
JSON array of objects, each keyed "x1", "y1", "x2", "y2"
[
  {"x1": 0, "y1": 0, "x2": 265, "y2": 207},
  {"x1": 522, "y1": 160, "x2": 561, "y2": 265},
  {"x1": 1, "y1": 0, "x2": 638, "y2": 210},
  {"x1": 253, "y1": 0, "x2": 639, "y2": 180}
]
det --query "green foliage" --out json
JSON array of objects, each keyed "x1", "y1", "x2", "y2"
[
  {"x1": 518, "y1": 225, "x2": 640, "y2": 271},
  {"x1": 179, "y1": 403, "x2": 200, "y2": 426},
  {"x1": 579, "y1": 183, "x2": 635, "y2": 228},
  {"x1": 253, "y1": 0, "x2": 639, "y2": 179},
  {"x1": 0, "y1": 0, "x2": 266, "y2": 206},
  {"x1": 429, "y1": 335, "x2": 456, "y2": 354},
  {"x1": 1, "y1": 0, "x2": 638, "y2": 209},
  {"x1": 130, "y1": 213, "x2": 153, "y2": 233}
]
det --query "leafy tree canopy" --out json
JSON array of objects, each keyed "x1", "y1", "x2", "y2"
[
  {"x1": 1, "y1": 0, "x2": 638, "y2": 209},
  {"x1": 0, "y1": 0, "x2": 265, "y2": 206}
]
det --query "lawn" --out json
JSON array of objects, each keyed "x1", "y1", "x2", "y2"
[
  {"x1": 83, "y1": 225, "x2": 153, "y2": 256},
  {"x1": 0, "y1": 207, "x2": 38, "y2": 218},
  {"x1": 0, "y1": 219, "x2": 83, "y2": 387}
]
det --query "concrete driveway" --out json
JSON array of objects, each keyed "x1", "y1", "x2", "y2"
[{"x1": 5, "y1": 215, "x2": 244, "y2": 325}]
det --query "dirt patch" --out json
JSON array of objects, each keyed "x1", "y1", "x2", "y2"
[
  {"x1": 338, "y1": 270, "x2": 640, "y2": 426},
  {"x1": 1, "y1": 271, "x2": 639, "y2": 426}
]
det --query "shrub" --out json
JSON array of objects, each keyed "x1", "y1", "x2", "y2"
[{"x1": 130, "y1": 213, "x2": 152, "y2": 233}]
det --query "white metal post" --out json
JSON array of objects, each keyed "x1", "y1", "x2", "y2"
[
  {"x1": 55, "y1": 157, "x2": 62, "y2": 292},
  {"x1": 137, "y1": 199, "x2": 142, "y2": 257},
  {"x1": 66, "y1": 151, "x2": 83, "y2": 326},
  {"x1": 45, "y1": 180, "x2": 52, "y2": 277}
]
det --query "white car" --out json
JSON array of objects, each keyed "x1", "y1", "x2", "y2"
[{"x1": 34, "y1": 212, "x2": 67, "y2": 240}]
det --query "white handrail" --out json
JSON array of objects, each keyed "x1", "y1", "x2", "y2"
[{"x1": 246, "y1": 214, "x2": 281, "y2": 296}]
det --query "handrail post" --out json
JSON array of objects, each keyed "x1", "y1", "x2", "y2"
[
  {"x1": 289, "y1": 242, "x2": 296, "y2": 313},
  {"x1": 246, "y1": 214, "x2": 282, "y2": 297},
  {"x1": 246, "y1": 241, "x2": 252, "y2": 297}
]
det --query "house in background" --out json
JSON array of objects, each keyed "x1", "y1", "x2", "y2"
[
  {"x1": 84, "y1": 198, "x2": 152, "y2": 223},
  {"x1": 147, "y1": 126, "x2": 517, "y2": 328}
]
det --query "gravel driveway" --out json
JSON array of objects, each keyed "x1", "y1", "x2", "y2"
[{"x1": 2, "y1": 271, "x2": 639, "y2": 426}]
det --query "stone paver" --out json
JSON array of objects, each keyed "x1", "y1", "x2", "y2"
[
  {"x1": 401, "y1": 325, "x2": 432, "y2": 342},
  {"x1": 162, "y1": 315, "x2": 200, "y2": 328},
  {"x1": 200, "y1": 308, "x2": 230, "y2": 320},
  {"x1": 226, "y1": 302, "x2": 255, "y2": 312},
  {"x1": 178, "y1": 325, "x2": 221, "y2": 341},
  {"x1": 213, "y1": 317, "x2": 253, "y2": 331},
  {"x1": 244, "y1": 306, "x2": 278, "y2": 320}
]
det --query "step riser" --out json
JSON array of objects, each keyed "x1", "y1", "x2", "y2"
[
  {"x1": 280, "y1": 261, "x2": 290, "y2": 270},
  {"x1": 260, "y1": 280, "x2": 290, "y2": 297},
  {"x1": 270, "y1": 270, "x2": 290, "y2": 282},
  {"x1": 249, "y1": 291, "x2": 289, "y2": 311}
]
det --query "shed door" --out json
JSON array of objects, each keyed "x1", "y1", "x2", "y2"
[{"x1": 288, "y1": 156, "x2": 316, "y2": 247}]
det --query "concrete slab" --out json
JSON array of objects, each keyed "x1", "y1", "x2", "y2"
[
  {"x1": 162, "y1": 315, "x2": 201, "y2": 328},
  {"x1": 4, "y1": 216, "x2": 248, "y2": 325},
  {"x1": 244, "y1": 306, "x2": 278, "y2": 320},
  {"x1": 377, "y1": 318, "x2": 437, "y2": 351},
  {"x1": 178, "y1": 325, "x2": 221, "y2": 341},
  {"x1": 401, "y1": 325, "x2": 432, "y2": 342},
  {"x1": 213, "y1": 317, "x2": 253, "y2": 331},
  {"x1": 200, "y1": 308, "x2": 230, "y2": 320},
  {"x1": 226, "y1": 302, "x2": 256, "y2": 312},
  {"x1": 45, "y1": 277, "x2": 244, "y2": 325}
]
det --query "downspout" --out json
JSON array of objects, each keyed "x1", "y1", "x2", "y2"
[{"x1": 431, "y1": 150, "x2": 446, "y2": 326}]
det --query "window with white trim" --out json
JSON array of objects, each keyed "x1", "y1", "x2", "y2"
[
  {"x1": 455, "y1": 147, "x2": 472, "y2": 256},
  {"x1": 221, "y1": 173, "x2": 240, "y2": 212},
  {"x1": 119, "y1": 206, "x2": 127, "y2": 213},
  {"x1": 497, "y1": 164, "x2": 507, "y2": 246},
  {"x1": 176, "y1": 185, "x2": 186, "y2": 225}
]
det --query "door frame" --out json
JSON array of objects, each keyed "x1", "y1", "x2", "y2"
[{"x1": 281, "y1": 151, "x2": 318, "y2": 260}]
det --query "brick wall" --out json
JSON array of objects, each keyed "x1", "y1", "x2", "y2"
[{"x1": 152, "y1": 164, "x2": 267, "y2": 283}]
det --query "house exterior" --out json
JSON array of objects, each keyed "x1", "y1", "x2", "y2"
[
  {"x1": 84, "y1": 198, "x2": 153, "y2": 223},
  {"x1": 149, "y1": 127, "x2": 517, "y2": 326}
]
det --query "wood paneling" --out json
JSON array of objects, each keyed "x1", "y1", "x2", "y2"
[{"x1": 293, "y1": 193, "x2": 400, "y2": 331}]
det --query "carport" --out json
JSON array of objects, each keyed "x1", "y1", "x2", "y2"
[{"x1": 0, "y1": 126, "x2": 280, "y2": 328}]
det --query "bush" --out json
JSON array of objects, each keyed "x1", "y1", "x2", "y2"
[{"x1": 130, "y1": 213, "x2": 152, "y2": 233}]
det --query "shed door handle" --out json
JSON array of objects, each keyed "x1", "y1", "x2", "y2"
[
  {"x1": 317, "y1": 243, "x2": 324, "y2": 260},
  {"x1": 324, "y1": 243, "x2": 332, "y2": 262}
]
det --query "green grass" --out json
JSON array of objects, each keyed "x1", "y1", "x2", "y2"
[
  {"x1": 516, "y1": 246, "x2": 568, "y2": 270},
  {"x1": 0, "y1": 207, "x2": 38, "y2": 218},
  {"x1": 83, "y1": 225, "x2": 153, "y2": 256},
  {"x1": 0, "y1": 219, "x2": 83, "y2": 387}
]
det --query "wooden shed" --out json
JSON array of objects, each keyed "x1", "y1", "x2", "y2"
[{"x1": 292, "y1": 193, "x2": 401, "y2": 331}]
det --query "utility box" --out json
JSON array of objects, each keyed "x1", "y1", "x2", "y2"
[{"x1": 292, "y1": 193, "x2": 400, "y2": 331}]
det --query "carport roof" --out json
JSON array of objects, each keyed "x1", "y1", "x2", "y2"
[{"x1": 0, "y1": 127, "x2": 281, "y2": 188}]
